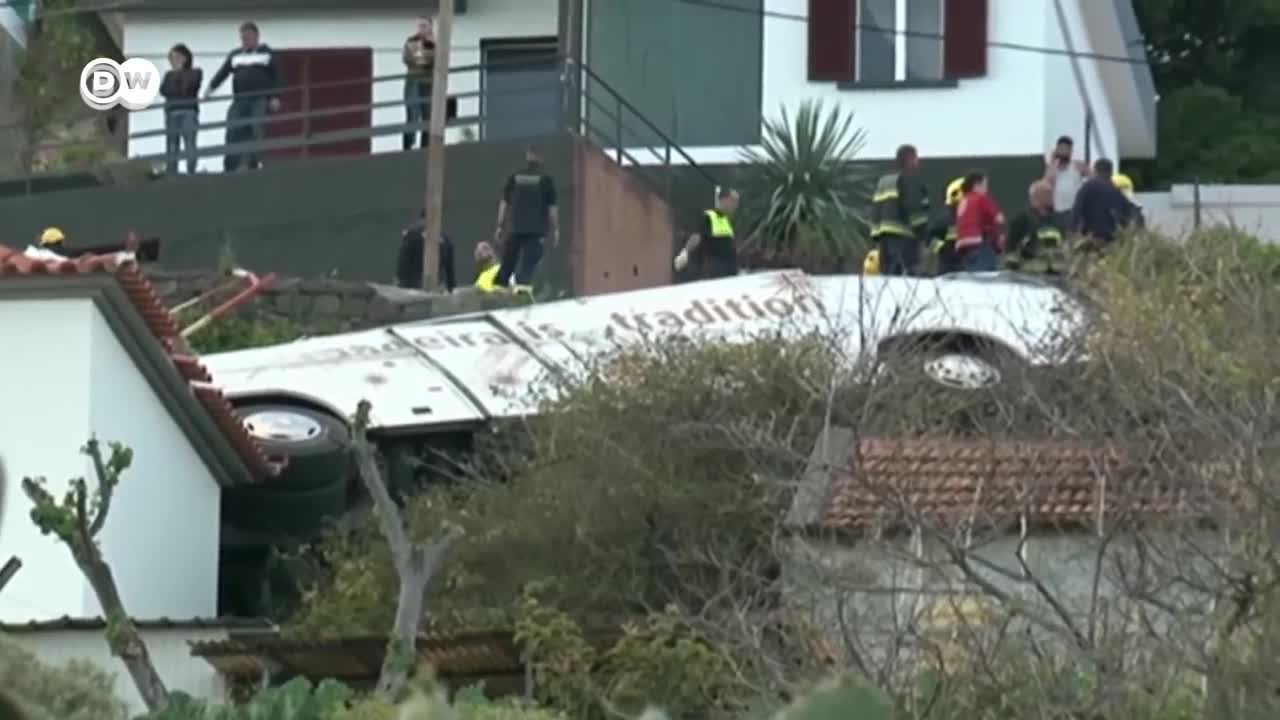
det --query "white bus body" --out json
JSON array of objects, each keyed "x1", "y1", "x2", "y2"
[{"x1": 202, "y1": 271, "x2": 1084, "y2": 436}]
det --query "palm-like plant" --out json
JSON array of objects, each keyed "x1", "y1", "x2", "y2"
[{"x1": 738, "y1": 100, "x2": 872, "y2": 272}]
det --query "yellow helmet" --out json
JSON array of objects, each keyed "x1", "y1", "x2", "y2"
[
  {"x1": 40, "y1": 226, "x2": 66, "y2": 246},
  {"x1": 1112, "y1": 173, "x2": 1134, "y2": 199},
  {"x1": 863, "y1": 248, "x2": 881, "y2": 275},
  {"x1": 945, "y1": 177, "x2": 965, "y2": 207}
]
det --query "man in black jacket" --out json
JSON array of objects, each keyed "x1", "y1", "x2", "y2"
[
  {"x1": 1071, "y1": 158, "x2": 1137, "y2": 247},
  {"x1": 206, "y1": 22, "x2": 280, "y2": 172},
  {"x1": 396, "y1": 211, "x2": 456, "y2": 292}
]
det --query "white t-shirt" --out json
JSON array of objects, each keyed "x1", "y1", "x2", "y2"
[{"x1": 1052, "y1": 164, "x2": 1083, "y2": 212}]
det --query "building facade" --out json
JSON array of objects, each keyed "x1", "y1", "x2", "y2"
[
  {"x1": 117, "y1": 1, "x2": 1155, "y2": 173},
  {"x1": 122, "y1": 0, "x2": 562, "y2": 171}
]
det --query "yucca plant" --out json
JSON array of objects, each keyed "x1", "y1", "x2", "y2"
[{"x1": 737, "y1": 100, "x2": 872, "y2": 273}]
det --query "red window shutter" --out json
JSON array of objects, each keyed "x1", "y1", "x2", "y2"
[
  {"x1": 943, "y1": 0, "x2": 988, "y2": 78},
  {"x1": 808, "y1": 0, "x2": 855, "y2": 82}
]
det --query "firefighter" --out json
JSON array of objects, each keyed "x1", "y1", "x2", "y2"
[
  {"x1": 1112, "y1": 172, "x2": 1146, "y2": 229},
  {"x1": 474, "y1": 241, "x2": 501, "y2": 292},
  {"x1": 926, "y1": 177, "x2": 964, "y2": 275},
  {"x1": 1004, "y1": 180, "x2": 1066, "y2": 275},
  {"x1": 675, "y1": 187, "x2": 739, "y2": 279},
  {"x1": 870, "y1": 144, "x2": 929, "y2": 275}
]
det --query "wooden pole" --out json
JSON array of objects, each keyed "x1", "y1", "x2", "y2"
[
  {"x1": 422, "y1": 0, "x2": 454, "y2": 290},
  {"x1": 559, "y1": 0, "x2": 582, "y2": 133}
]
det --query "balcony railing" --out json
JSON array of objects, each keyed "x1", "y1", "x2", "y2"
[{"x1": 1, "y1": 56, "x2": 718, "y2": 221}]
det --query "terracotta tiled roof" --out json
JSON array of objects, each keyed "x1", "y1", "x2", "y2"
[
  {"x1": 819, "y1": 437, "x2": 1209, "y2": 531},
  {"x1": 0, "y1": 246, "x2": 283, "y2": 481}
]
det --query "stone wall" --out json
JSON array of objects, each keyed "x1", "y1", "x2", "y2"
[{"x1": 148, "y1": 269, "x2": 524, "y2": 335}]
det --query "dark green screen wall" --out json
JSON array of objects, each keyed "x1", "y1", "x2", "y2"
[{"x1": 586, "y1": 0, "x2": 763, "y2": 148}]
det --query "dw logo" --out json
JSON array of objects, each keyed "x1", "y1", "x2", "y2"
[{"x1": 80, "y1": 57, "x2": 161, "y2": 111}]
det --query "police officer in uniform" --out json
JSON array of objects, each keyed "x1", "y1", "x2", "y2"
[
  {"x1": 494, "y1": 146, "x2": 559, "y2": 293},
  {"x1": 870, "y1": 144, "x2": 930, "y2": 275},
  {"x1": 926, "y1": 177, "x2": 964, "y2": 275},
  {"x1": 675, "y1": 187, "x2": 739, "y2": 279},
  {"x1": 1004, "y1": 180, "x2": 1066, "y2": 275}
]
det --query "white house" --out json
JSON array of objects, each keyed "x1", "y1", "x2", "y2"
[
  {"x1": 783, "y1": 429, "x2": 1221, "y2": 672},
  {"x1": 584, "y1": 0, "x2": 1157, "y2": 165},
  {"x1": 1, "y1": 617, "x2": 274, "y2": 715},
  {"x1": 121, "y1": 0, "x2": 561, "y2": 172},
  {"x1": 0, "y1": 245, "x2": 283, "y2": 711},
  {"x1": 115, "y1": 0, "x2": 1155, "y2": 173}
]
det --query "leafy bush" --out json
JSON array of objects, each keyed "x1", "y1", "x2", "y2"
[
  {"x1": 182, "y1": 312, "x2": 307, "y2": 355},
  {"x1": 0, "y1": 632, "x2": 128, "y2": 720}
]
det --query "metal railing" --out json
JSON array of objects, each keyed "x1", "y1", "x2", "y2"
[{"x1": 2, "y1": 55, "x2": 720, "y2": 220}]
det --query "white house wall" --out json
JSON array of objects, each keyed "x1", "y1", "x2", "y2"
[
  {"x1": 785, "y1": 529, "x2": 1223, "y2": 671},
  {"x1": 0, "y1": 297, "x2": 220, "y2": 622},
  {"x1": 86, "y1": 304, "x2": 221, "y2": 620},
  {"x1": 0, "y1": 299, "x2": 95, "y2": 622},
  {"x1": 123, "y1": 0, "x2": 557, "y2": 172},
  {"x1": 10, "y1": 627, "x2": 231, "y2": 714},
  {"x1": 1042, "y1": 0, "x2": 1119, "y2": 162}
]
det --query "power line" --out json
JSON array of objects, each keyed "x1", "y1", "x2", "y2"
[
  {"x1": 673, "y1": 0, "x2": 1149, "y2": 67},
  {"x1": 3, "y1": 0, "x2": 1152, "y2": 67}
]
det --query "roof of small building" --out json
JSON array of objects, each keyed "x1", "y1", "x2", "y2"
[
  {"x1": 788, "y1": 428, "x2": 1217, "y2": 533},
  {"x1": 0, "y1": 616, "x2": 275, "y2": 632},
  {"x1": 0, "y1": 246, "x2": 283, "y2": 485}
]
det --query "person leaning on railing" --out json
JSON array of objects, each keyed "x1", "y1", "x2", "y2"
[
  {"x1": 204, "y1": 21, "x2": 280, "y2": 172},
  {"x1": 159, "y1": 43, "x2": 202, "y2": 175},
  {"x1": 402, "y1": 15, "x2": 436, "y2": 151}
]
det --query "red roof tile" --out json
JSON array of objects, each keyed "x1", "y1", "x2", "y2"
[
  {"x1": 820, "y1": 437, "x2": 1210, "y2": 531},
  {"x1": 0, "y1": 245, "x2": 282, "y2": 481}
]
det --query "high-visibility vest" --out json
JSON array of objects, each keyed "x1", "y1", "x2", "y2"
[
  {"x1": 863, "y1": 249, "x2": 881, "y2": 274},
  {"x1": 475, "y1": 264, "x2": 500, "y2": 292},
  {"x1": 871, "y1": 173, "x2": 926, "y2": 238},
  {"x1": 705, "y1": 209, "x2": 733, "y2": 238}
]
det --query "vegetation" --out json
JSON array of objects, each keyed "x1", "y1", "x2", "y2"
[
  {"x1": 12, "y1": 226, "x2": 1280, "y2": 719},
  {"x1": 1133, "y1": 0, "x2": 1280, "y2": 185},
  {"x1": 11, "y1": 0, "x2": 98, "y2": 173},
  {"x1": 182, "y1": 313, "x2": 308, "y2": 355},
  {"x1": 738, "y1": 100, "x2": 872, "y2": 272},
  {"x1": 0, "y1": 633, "x2": 128, "y2": 720}
]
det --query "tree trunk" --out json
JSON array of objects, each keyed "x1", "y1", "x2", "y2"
[
  {"x1": 77, "y1": 549, "x2": 170, "y2": 712},
  {"x1": 376, "y1": 548, "x2": 431, "y2": 698}
]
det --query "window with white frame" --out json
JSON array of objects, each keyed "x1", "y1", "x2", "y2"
[{"x1": 856, "y1": 0, "x2": 945, "y2": 83}]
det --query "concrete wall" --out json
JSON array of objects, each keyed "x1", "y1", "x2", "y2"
[
  {"x1": 573, "y1": 139, "x2": 674, "y2": 294},
  {"x1": 0, "y1": 298, "x2": 219, "y2": 622},
  {"x1": 0, "y1": 135, "x2": 578, "y2": 291},
  {"x1": 10, "y1": 627, "x2": 232, "y2": 714},
  {"x1": 785, "y1": 528, "x2": 1223, "y2": 670},
  {"x1": 122, "y1": 0, "x2": 559, "y2": 169},
  {"x1": 1136, "y1": 185, "x2": 1280, "y2": 242}
]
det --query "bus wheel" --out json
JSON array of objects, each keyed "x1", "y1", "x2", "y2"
[{"x1": 235, "y1": 402, "x2": 352, "y2": 492}]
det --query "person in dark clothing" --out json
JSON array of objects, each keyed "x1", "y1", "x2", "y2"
[
  {"x1": 402, "y1": 16, "x2": 435, "y2": 151},
  {"x1": 205, "y1": 22, "x2": 280, "y2": 172},
  {"x1": 160, "y1": 44, "x2": 202, "y2": 175},
  {"x1": 494, "y1": 147, "x2": 559, "y2": 291},
  {"x1": 1071, "y1": 158, "x2": 1138, "y2": 247},
  {"x1": 925, "y1": 176, "x2": 964, "y2": 275},
  {"x1": 675, "y1": 187, "x2": 740, "y2": 280},
  {"x1": 870, "y1": 144, "x2": 930, "y2": 276},
  {"x1": 1005, "y1": 180, "x2": 1067, "y2": 275},
  {"x1": 396, "y1": 211, "x2": 456, "y2": 291}
]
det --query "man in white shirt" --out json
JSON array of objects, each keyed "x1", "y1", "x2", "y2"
[{"x1": 1043, "y1": 135, "x2": 1090, "y2": 229}]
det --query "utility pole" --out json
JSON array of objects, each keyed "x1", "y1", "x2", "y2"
[
  {"x1": 559, "y1": 0, "x2": 583, "y2": 133},
  {"x1": 422, "y1": 0, "x2": 454, "y2": 290}
]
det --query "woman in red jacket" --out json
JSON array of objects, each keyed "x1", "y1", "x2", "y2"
[{"x1": 953, "y1": 171, "x2": 1006, "y2": 272}]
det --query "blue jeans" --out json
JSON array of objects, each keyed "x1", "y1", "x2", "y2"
[
  {"x1": 959, "y1": 241, "x2": 998, "y2": 272},
  {"x1": 225, "y1": 96, "x2": 269, "y2": 171},
  {"x1": 403, "y1": 77, "x2": 431, "y2": 150},
  {"x1": 165, "y1": 109, "x2": 198, "y2": 174}
]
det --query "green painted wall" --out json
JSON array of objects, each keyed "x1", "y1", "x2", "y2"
[
  {"x1": 0, "y1": 136, "x2": 577, "y2": 294},
  {"x1": 586, "y1": 0, "x2": 763, "y2": 148}
]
